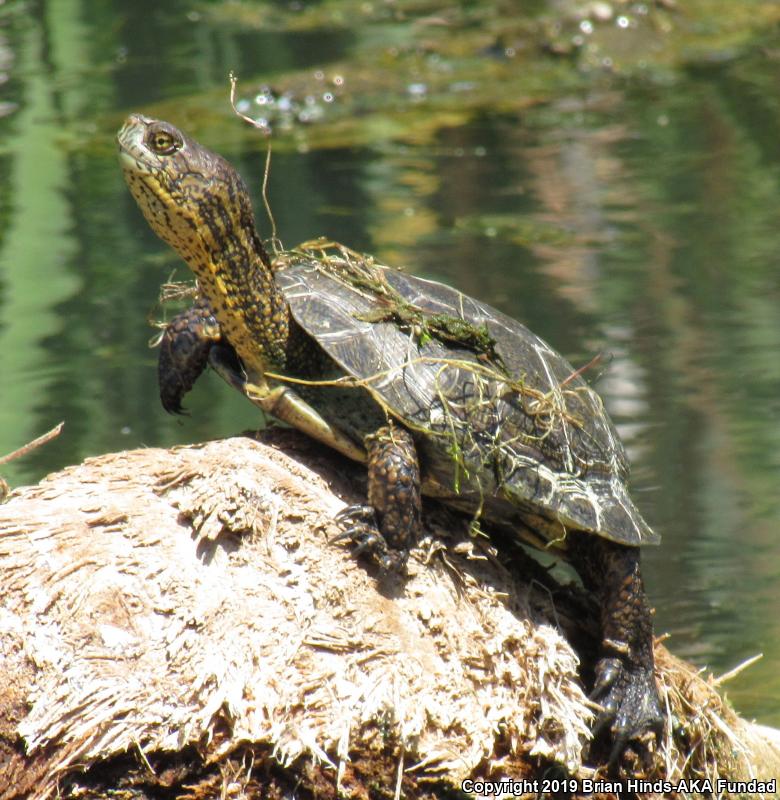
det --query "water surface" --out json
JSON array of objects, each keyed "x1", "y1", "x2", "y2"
[{"x1": 1, "y1": 0, "x2": 780, "y2": 725}]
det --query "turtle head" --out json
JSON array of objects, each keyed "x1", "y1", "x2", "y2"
[
  {"x1": 117, "y1": 114, "x2": 270, "y2": 272},
  {"x1": 118, "y1": 115, "x2": 291, "y2": 374}
]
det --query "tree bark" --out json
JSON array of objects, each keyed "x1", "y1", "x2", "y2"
[{"x1": 0, "y1": 430, "x2": 777, "y2": 799}]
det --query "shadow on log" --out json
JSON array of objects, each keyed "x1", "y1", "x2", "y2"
[{"x1": 0, "y1": 430, "x2": 778, "y2": 799}]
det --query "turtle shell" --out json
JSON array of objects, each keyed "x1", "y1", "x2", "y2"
[{"x1": 277, "y1": 260, "x2": 659, "y2": 547}]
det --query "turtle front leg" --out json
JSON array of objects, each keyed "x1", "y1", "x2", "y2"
[
  {"x1": 158, "y1": 299, "x2": 222, "y2": 413},
  {"x1": 335, "y1": 424, "x2": 422, "y2": 573},
  {"x1": 570, "y1": 533, "x2": 664, "y2": 763}
]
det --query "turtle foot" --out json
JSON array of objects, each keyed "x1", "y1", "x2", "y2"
[
  {"x1": 330, "y1": 424, "x2": 421, "y2": 575},
  {"x1": 332, "y1": 504, "x2": 408, "y2": 573},
  {"x1": 591, "y1": 654, "x2": 664, "y2": 765},
  {"x1": 158, "y1": 300, "x2": 222, "y2": 414},
  {"x1": 568, "y1": 534, "x2": 664, "y2": 765}
]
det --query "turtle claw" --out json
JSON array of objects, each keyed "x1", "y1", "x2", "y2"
[
  {"x1": 591, "y1": 655, "x2": 664, "y2": 765},
  {"x1": 334, "y1": 504, "x2": 376, "y2": 526},
  {"x1": 331, "y1": 504, "x2": 407, "y2": 573},
  {"x1": 591, "y1": 656, "x2": 622, "y2": 700}
]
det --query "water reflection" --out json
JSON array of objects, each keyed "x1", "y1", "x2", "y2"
[{"x1": 1, "y1": 0, "x2": 779, "y2": 726}]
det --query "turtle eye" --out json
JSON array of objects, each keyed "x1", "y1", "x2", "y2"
[{"x1": 148, "y1": 128, "x2": 180, "y2": 155}]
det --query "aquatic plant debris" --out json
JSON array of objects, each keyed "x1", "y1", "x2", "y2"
[
  {"x1": 272, "y1": 237, "x2": 599, "y2": 442},
  {"x1": 277, "y1": 238, "x2": 506, "y2": 367}
]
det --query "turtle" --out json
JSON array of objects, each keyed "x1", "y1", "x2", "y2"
[{"x1": 117, "y1": 114, "x2": 664, "y2": 762}]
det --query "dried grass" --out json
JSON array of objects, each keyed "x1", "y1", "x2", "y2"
[
  {"x1": 0, "y1": 436, "x2": 776, "y2": 798},
  {"x1": 652, "y1": 647, "x2": 778, "y2": 798},
  {"x1": 0, "y1": 436, "x2": 594, "y2": 798}
]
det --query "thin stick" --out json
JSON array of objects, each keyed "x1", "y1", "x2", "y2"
[
  {"x1": 712, "y1": 653, "x2": 763, "y2": 686},
  {"x1": 0, "y1": 422, "x2": 64, "y2": 465},
  {"x1": 229, "y1": 72, "x2": 280, "y2": 254},
  {"x1": 393, "y1": 749, "x2": 404, "y2": 800},
  {"x1": 262, "y1": 142, "x2": 281, "y2": 255},
  {"x1": 229, "y1": 71, "x2": 270, "y2": 133},
  {"x1": 560, "y1": 351, "x2": 606, "y2": 388}
]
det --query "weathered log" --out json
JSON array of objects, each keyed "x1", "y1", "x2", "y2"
[{"x1": 0, "y1": 431, "x2": 777, "y2": 799}]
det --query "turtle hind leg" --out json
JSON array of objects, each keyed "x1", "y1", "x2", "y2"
[
  {"x1": 334, "y1": 424, "x2": 422, "y2": 574},
  {"x1": 569, "y1": 533, "x2": 664, "y2": 765}
]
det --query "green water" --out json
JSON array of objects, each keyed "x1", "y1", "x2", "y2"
[{"x1": 2, "y1": 0, "x2": 780, "y2": 726}]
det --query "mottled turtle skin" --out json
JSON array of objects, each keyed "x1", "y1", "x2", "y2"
[{"x1": 119, "y1": 114, "x2": 664, "y2": 765}]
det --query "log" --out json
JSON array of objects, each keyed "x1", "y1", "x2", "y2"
[{"x1": 0, "y1": 430, "x2": 777, "y2": 799}]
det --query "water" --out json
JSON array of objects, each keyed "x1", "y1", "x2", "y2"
[{"x1": 1, "y1": 0, "x2": 780, "y2": 725}]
